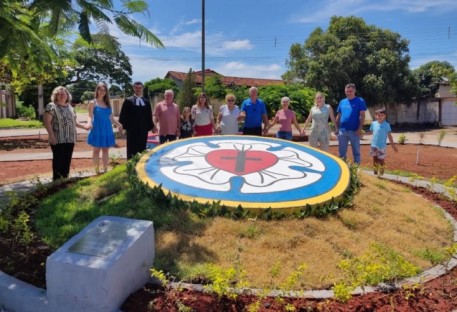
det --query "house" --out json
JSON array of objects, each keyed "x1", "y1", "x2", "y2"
[
  {"x1": 164, "y1": 69, "x2": 284, "y2": 89},
  {"x1": 436, "y1": 81, "x2": 457, "y2": 126}
]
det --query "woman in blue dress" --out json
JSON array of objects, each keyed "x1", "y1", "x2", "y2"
[{"x1": 87, "y1": 82, "x2": 123, "y2": 174}]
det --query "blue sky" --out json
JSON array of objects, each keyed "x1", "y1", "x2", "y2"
[{"x1": 113, "y1": 0, "x2": 457, "y2": 83}]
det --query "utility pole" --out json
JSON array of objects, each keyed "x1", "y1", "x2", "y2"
[{"x1": 201, "y1": 0, "x2": 205, "y2": 92}]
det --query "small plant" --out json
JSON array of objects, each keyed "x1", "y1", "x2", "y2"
[
  {"x1": 11, "y1": 211, "x2": 34, "y2": 257},
  {"x1": 398, "y1": 133, "x2": 406, "y2": 144},
  {"x1": 402, "y1": 283, "x2": 424, "y2": 301},
  {"x1": 443, "y1": 175, "x2": 457, "y2": 201},
  {"x1": 109, "y1": 152, "x2": 124, "y2": 168},
  {"x1": 437, "y1": 129, "x2": 446, "y2": 146},
  {"x1": 332, "y1": 243, "x2": 421, "y2": 302},
  {"x1": 279, "y1": 263, "x2": 308, "y2": 291},
  {"x1": 202, "y1": 264, "x2": 243, "y2": 300}
]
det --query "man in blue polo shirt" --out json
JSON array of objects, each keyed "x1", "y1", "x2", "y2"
[
  {"x1": 336, "y1": 83, "x2": 367, "y2": 164},
  {"x1": 238, "y1": 86, "x2": 269, "y2": 136}
]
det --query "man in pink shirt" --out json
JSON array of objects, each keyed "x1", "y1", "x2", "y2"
[{"x1": 154, "y1": 89, "x2": 181, "y2": 144}]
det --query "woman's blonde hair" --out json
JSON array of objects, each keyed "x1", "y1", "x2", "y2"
[
  {"x1": 314, "y1": 92, "x2": 325, "y2": 106},
  {"x1": 50, "y1": 86, "x2": 72, "y2": 103},
  {"x1": 225, "y1": 93, "x2": 236, "y2": 102},
  {"x1": 94, "y1": 82, "x2": 111, "y2": 108},
  {"x1": 181, "y1": 106, "x2": 191, "y2": 118}
]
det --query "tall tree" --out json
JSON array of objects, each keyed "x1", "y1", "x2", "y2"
[
  {"x1": 283, "y1": 16, "x2": 418, "y2": 106},
  {"x1": 68, "y1": 35, "x2": 133, "y2": 91},
  {"x1": 176, "y1": 68, "x2": 196, "y2": 111},
  {"x1": 413, "y1": 61, "x2": 456, "y2": 98},
  {"x1": 1, "y1": 0, "x2": 163, "y2": 82},
  {"x1": 144, "y1": 78, "x2": 179, "y2": 98}
]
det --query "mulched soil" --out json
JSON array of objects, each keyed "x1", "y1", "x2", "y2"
[{"x1": 0, "y1": 135, "x2": 457, "y2": 311}]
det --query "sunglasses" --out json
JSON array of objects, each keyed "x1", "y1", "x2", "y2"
[{"x1": 227, "y1": 99, "x2": 235, "y2": 102}]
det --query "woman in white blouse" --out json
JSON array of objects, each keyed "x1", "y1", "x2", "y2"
[
  {"x1": 191, "y1": 92, "x2": 215, "y2": 136},
  {"x1": 217, "y1": 93, "x2": 240, "y2": 135}
]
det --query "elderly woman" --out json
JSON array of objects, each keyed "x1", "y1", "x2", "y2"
[
  {"x1": 216, "y1": 93, "x2": 240, "y2": 135},
  {"x1": 268, "y1": 96, "x2": 302, "y2": 140},
  {"x1": 44, "y1": 86, "x2": 89, "y2": 180}
]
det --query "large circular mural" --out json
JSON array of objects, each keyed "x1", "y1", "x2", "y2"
[{"x1": 136, "y1": 136, "x2": 350, "y2": 213}]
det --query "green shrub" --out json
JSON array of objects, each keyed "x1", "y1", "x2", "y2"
[{"x1": 16, "y1": 105, "x2": 36, "y2": 119}]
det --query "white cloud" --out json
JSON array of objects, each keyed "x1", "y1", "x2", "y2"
[
  {"x1": 221, "y1": 40, "x2": 253, "y2": 50},
  {"x1": 215, "y1": 61, "x2": 283, "y2": 79},
  {"x1": 162, "y1": 31, "x2": 202, "y2": 49},
  {"x1": 130, "y1": 56, "x2": 200, "y2": 82},
  {"x1": 293, "y1": 0, "x2": 457, "y2": 24},
  {"x1": 185, "y1": 18, "x2": 201, "y2": 25}
]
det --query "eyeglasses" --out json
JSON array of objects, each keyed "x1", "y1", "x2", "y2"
[{"x1": 227, "y1": 99, "x2": 235, "y2": 102}]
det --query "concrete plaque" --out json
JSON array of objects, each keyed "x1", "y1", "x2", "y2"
[{"x1": 68, "y1": 220, "x2": 130, "y2": 257}]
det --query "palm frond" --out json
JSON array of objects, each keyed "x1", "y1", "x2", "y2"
[
  {"x1": 122, "y1": 0, "x2": 149, "y2": 14},
  {"x1": 114, "y1": 14, "x2": 164, "y2": 48},
  {"x1": 78, "y1": 0, "x2": 112, "y2": 23},
  {"x1": 78, "y1": 11, "x2": 92, "y2": 43}
]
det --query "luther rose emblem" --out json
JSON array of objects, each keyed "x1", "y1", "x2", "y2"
[{"x1": 137, "y1": 136, "x2": 349, "y2": 212}]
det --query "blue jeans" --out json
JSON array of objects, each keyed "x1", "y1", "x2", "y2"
[
  {"x1": 338, "y1": 129, "x2": 361, "y2": 164},
  {"x1": 276, "y1": 131, "x2": 292, "y2": 140}
]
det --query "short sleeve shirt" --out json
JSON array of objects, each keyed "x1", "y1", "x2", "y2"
[
  {"x1": 241, "y1": 98, "x2": 267, "y2": 128},
  {"x1": 370, "y1": 120, "x2": 392, "y2": 149},
  {"x1": 275, "y1": 109, "x2": 295, "y2": 132},
  {"x1": 337, "y1": 97, "x2": 367, "y2": 131},
  {"x1": 45, "y1": 102, "x2": 77, "y2": 143}
]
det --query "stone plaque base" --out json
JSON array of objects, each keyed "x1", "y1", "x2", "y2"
[{"x1": 46, "y1": 216, "x2": 154, "y2": 312}]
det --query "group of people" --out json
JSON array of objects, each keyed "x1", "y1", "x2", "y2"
[{"x1": 44, "y1": 82, "x2": 397, "y2": 181}]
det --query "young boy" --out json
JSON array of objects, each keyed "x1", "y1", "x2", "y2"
[{"x1": 368, "y1": 108, "x2": 398, "y2": 177}]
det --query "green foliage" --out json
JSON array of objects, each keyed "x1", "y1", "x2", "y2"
[
  {"x1": 437, "y1": 129, "x2": 446, "y2": 146},
  {"x1": 197, "y1": 74, "x2": 227, "y2": 100},
  {"x1": 0, "y1": 118, "x2": 43, "y2": 128},
  {"x1": 279, "y1": 264, "x2": 308, "y2": 291},
  {"x1": 176, "y1": 68, "x2": 197, "y2": 111},
  {"x1": 413, "y1": 61, "x2": 457, "y2": 98},
  {"x1": 11, "y1": 211, "x2": 34, "y2": 252},
  {"x1": 415, "y1": 248, "x2": 447, "y2": 266},
  {"x1": 202, "y1": 264, "x2": 240, "y2": 299},
  {"x1": 332, "y1": 243, "x2": 421, "y2": 302},
  {"x1": 67, "y1": 81, "x2": 97, "y2": 104},
  {"x1": 81, "y1": 91, "x2": 95, "y2": 103},
  {"x1": 15, "y1": 105, "x2": 36, "y2": 119},
  {"x1": 144, "y1": 78, "x2": 179, "y2": 98},
  {"x1": 257, "y1": 84, "x2": 316, "y2": 121},
  {"x1": 284, "y1": 16, "x2": 418, "y2": 106},
  {"x1": 68, "y1": 34, "x2": 133, "y2": 93}
]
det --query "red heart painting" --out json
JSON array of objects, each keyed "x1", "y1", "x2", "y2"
[{"x1": 206, "y1": 149, "x2": 278, "y2": 175}]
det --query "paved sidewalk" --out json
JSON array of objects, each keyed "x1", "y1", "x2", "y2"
[{"x1": 1, "y1": 126, "x2": 456, "y2": 163}]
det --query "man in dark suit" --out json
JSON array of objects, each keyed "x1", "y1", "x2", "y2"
[{"x1": 119, "y1": 81, "x2": 154, "y2": 159}]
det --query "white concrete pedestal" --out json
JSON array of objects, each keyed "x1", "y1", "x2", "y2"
[{"x1": 46, "y1": 216, "x2": 154, "y2": 312}]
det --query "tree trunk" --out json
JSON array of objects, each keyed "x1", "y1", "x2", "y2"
[{"x1": 38, "y1": 83, "x2": 44, "y2": 121}]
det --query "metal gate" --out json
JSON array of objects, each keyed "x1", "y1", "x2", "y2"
[{"x1": 442, "y1": 100, "x2": 457, "y2": 126}]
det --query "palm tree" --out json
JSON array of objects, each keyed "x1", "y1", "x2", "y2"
[{"x1": 1, "y1": 0, "x2": 163, "y2": 75}]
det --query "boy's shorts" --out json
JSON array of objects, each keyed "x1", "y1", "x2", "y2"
[{"x1": 369, "y1": 146, "x2": 387, "y2": 159}]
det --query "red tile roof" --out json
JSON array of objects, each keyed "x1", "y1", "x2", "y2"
[{"x1": 165, "y1": 69, "x2": 284, "y2": 87}]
